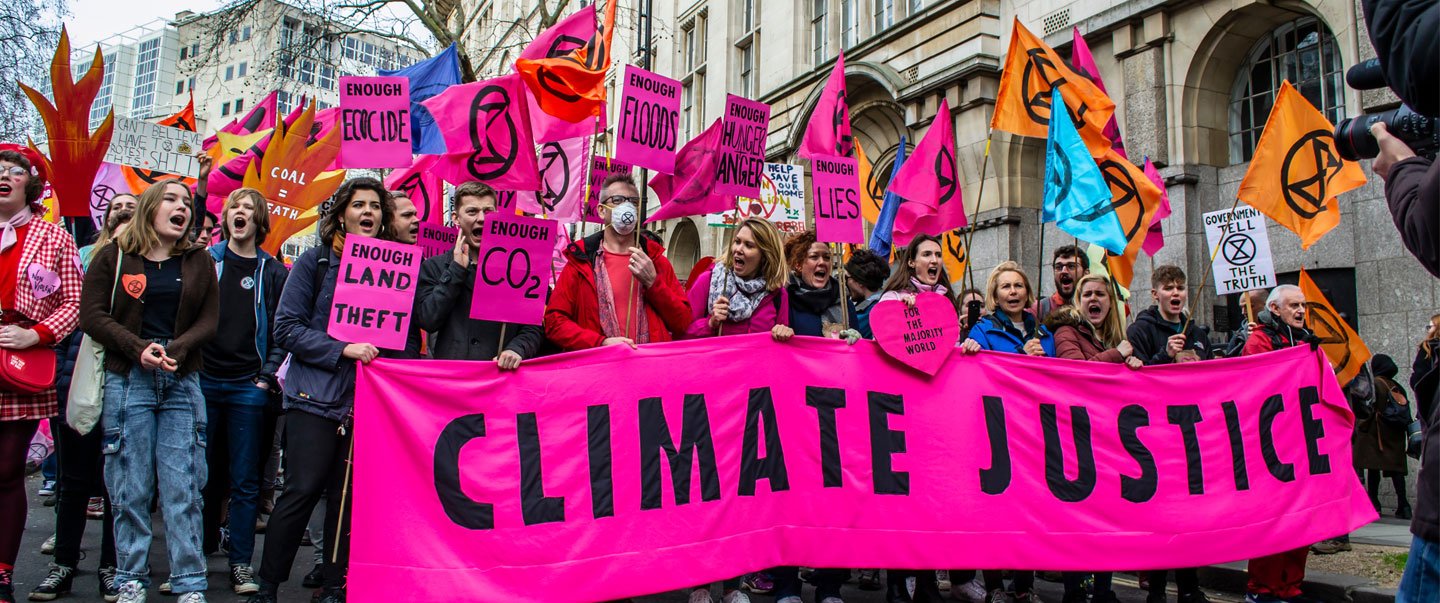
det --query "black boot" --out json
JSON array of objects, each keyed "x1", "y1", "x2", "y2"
[
  {"x1": 914, "y1": 572, "x2": 945, "y2": 603},
  {"x1": 887, "y1": 571, "x2": 913, "y2": 603}
]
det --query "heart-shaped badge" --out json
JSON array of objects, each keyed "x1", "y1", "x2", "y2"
[
  {"x1": 121, "y1": 273, "x2": 147, "y2": 299},
  {"x1": 869, "y1": 292, "x2": 959, "y2": 375},
  {"x1": 26, "y1": 263, "x2": 60, "y2": 299}
]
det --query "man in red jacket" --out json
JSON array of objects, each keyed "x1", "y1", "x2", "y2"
[{"x1": 544, "y1": 174, "x2": 691, "y2": 350}]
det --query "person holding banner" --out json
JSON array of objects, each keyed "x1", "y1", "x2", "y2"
[
  {"x1": 415, "y1": 182, "x2": 544, "y2": 364},
  {"x1": 843, "y1": 249, "x2": 888, "y2": 340},
  {"x1": 879, "y1": 235, "x2": 956, "y2": 307},
  {"x1": 0, "y1": 146, "x2": 84, "y2": 603},
  {"x1": 544, "y1": 174, "x2": 690, "y2": 350},
  {"x1": 685, "y1": 216, "x2": 791, "y2": 341},
  {"x1": 1125, "y1": 266, "x2": 1212, "y2": 365},
  {"x1": 961, "y1": 261, "x2": 1054, "y2": 359},
  {"x1": 78, "y1": 180, "x2": 219, "y2": 603},
  {"x1": 782, "y1": 231, "x2": 858, "y2": 340},
  {"x1": 252, "y1": 178, "x2": 416, "y2": 603},
  {"x1": 198, "y1": 188, "x2": 289, "y2": 596}
]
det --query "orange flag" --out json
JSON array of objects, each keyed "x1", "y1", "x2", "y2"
[
  {"x1": 1237, "y1": 81, "x2": 1365, "y2": 249},
  {"x1": 992, "y1": 19, "x2": 1116, "y2": 154},
  {"x1": 941, "y1": 228, "x2": 969, "y2": 288},
  {"x1": 242, "y1": 101, "x2": 343, "y2": 256},
  {"x1": 1299, "y1": 269, "x2": 1371, "y2": 384},
  {"x1": 515, "y1": 0, "x2": 615, "y2": 124},
  {"x1": 124, "y1": 97, "x2": 198, "y2": 194},
  {"x1": 1094, "y1": 150, "x2": 1163, "y2": 258},
  {"x1": 19, "y1": 27, "x2": 115, "y2": 218}
]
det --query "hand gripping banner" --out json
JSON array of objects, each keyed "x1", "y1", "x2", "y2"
[{"x1": 351, "y1": 337, "x2": 1374, "y2": 602}]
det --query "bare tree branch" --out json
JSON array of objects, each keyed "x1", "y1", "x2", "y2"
[{"x1": 0, "y1": 0, "x2": 68, "y2": 142}]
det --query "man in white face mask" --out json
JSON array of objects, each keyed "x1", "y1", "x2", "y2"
[{"x1": 543, "y1": 174, "x2": 691, "y2": 350}]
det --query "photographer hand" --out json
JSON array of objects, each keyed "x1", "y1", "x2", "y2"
[{"x1": 1370, "y1": 122, "x2": 1417, "y2": 180}]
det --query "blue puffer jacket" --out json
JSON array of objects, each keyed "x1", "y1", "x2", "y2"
[{"x1": 969, "y1": 311, "x2": 1056, "y2": 356}]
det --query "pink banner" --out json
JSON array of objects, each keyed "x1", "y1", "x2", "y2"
[
  {"x1": 584, "y1": 154, "x2": 634, "y2": 223},
  {"x1": 418, "y1": 222, "x2": 458, "y2": 260},
  {"x1": 352, "y1": 339, "x2": 1373, "y2": 602},
  {"x1": 1141, "y1": 157, "x2": 1171, "y2": 256},
  {"x1": 384, "y1": 155, "x2": 446, "y2": 225},
  {"x1": 891, "y1": 99, "x2": 965, "y2": 247},
  {"x1": 800, "y1": 51, "x2": 853, "y2": 159},
  {"x1": 617, "y1": 65, "x2": 681, "y2": 174},
  {"x1": 469, "y1": 213, "x2": 557, "y2": 325},
  {"x1": 338, "y1": 76, "x2": 412, "y2": 169},
  {"x1": 647, "y1": 118, "x2": 726, "y2": 222},
  {"x1": 717, "y1": 95, "x2": 770, "y2": 198},
  {"x1": 423, "y1": 74, "x2": 541, "y2": 190},
  {"x1": 811, "y1": 155, "x2": 863, "y2": 244},
  {"x1": 328, "y1": 235, "x2": 422, "y2": 350}
]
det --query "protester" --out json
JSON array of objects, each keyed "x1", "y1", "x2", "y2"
[
  {"x1": 415, "y1": 182, "x2": 544, "y2": 364},
  {"x1": 783, "y1": 231, "x2": 858, "y2": 340},
  {"x1": 1033, "y1": 245, "x2": 1088, "y2": 320},
  {"x1": 0, "y1": 146, "x2": 84, "y2": 603},
  {"x1": 29, "y1": 195, "x2": 136, "y2": 603},
  {"x1": 1126, "y1": 265, "x2": 1212, "y2": 365},
  {"x1": 389, "y1": 192, "x2": 420, "y2": 245},
  {"x1": 198, "y1": 188, "x2": 288, "y2": 595},
  {"x1": 544, "y1": 174, "x2": 690, "y2": 350},
  {"x1": 1224, "y1": 289, "x2": 1269, "y2": 358},
  {"x1": 880, "y1": 234, "x2": 955, "y2": 308},
  {"x1": 194, "y1": 211, "x2": 218, "y2": 248},
  {"x1": 78, "y1": 179, "x2": 219, "y2": 603},
  {"x1": 1397, "y1": 312, "x2": 1438, "y2": 603},
  {"x1": 958, "y1": 288, "x2": 985, "y2": 336},
  {"x1": 1242, "y1": 284, "x2": 1319, "y2": 603},
  {"x1": 685, "y1": 216, "x2": 791, "y2": 342},
  {"x1": 1354, "y1": 353, "x2": 1413, "y2": 518},
  {"x1": 844, "y1": 248, "x2": 888, "y2": 339},
  {"x1": 250, "y1": 178, "x2": 418, "y2": 603}
]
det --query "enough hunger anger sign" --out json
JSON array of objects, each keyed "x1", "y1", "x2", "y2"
[{"x1": 351, "y1": 337, "x2": 1374, "y2": 602}]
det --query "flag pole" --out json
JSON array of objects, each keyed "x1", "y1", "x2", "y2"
[
  {"x1": 1183, "y1": 196, "x2": 1243, "y2": 334},
  {"x1": 961, "y1": 135, "x2": 993, "y2": 292},
  {"x1": 835, "y1": 242, "x2": 850, "y2": 332}
]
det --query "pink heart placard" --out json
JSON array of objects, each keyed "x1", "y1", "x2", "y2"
[
  {"x1": 26, "y1": 263, "x2": 60, "y2": 300},
  {"x1": 869, "y1": 292, "x2": 959, "y2": 375}
]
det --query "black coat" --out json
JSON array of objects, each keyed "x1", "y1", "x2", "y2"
[
  {"x1": 1361, "y1": 0, "x2": 1438, "y2": 118},
  {"x1": 1124, "y1": 306, "x2": 1213, "y2": 366},
  {"x1": 1412, "y1": 344, "x2": 1439, "y2": 542},
  {"x1": 414, "y1": 254, "x2": 545, "y2": 361},
  {"x1": 1384, "y1": 157, "x2": 1439, "y2": 278}
]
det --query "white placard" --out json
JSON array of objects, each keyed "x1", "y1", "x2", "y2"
[
  {"x1": 705, "y1": 163, "x2": 807, "y2": 235},
  {"x1": 1203, "y1": 206, "x2": 1276, "y2": 296},
  {"x1": 102, "y1": 116, "x2": 204, "y2": 178}
]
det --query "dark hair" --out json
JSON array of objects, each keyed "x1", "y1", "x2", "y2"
[
  {"x1": 845, "y1": 248, "x2": 889, "y2": 293},
  {"x1": 882, "y1": 234, "x2": 952, "y2": 296},
  {"x1": 600, "y1": 172, "x2": 637, "y2": 192},
  {"x1": 452, "y1": 181, "x2": 497, "y2": 208},
  {"x1": 1053, "y1": 244, "x2": 1089, "y2": 270},
  {"x1": 783, "y1": 230, "x2": 820, "y2": 273},
  {"x1": 319, "y1": 177, "x2": 395, "y2": 247},
  {"x1": 1151, "y1": 264, "x2": 1186, "y2": 288},
  {"x1": 202, "y1": 211, "x2": 218, "y2": 227},
  {"x1": 959, "y1": 287, "x2": 984, "y2": 301},
  {"x1": 0, "y1": 150, "x2": 45, "y2": 204}
]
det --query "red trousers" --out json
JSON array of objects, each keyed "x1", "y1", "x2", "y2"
[{"x1": 1247, "y1": 547, "x2": 1309, "y2": 598}]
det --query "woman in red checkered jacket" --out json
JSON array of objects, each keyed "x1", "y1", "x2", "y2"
[{"x1": 0, "y1": 145, "x2": 84, "y2": 603}]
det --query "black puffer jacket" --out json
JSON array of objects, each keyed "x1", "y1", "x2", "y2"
[{"x1": 1124, "y1": 306, "x2": 1213, "y2": 365}]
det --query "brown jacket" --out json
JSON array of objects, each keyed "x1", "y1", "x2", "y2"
[
  {"x1": 79, "y1": 242, "x2": 219, "y2": 376},
  {"x1": 1048, "y1": 312, "x2": 1126, "y2": 364}
]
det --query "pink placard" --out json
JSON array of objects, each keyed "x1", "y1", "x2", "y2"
[
  {"x1": 338, "y1": 76, "x2": 412, "y2": 168},
  {"x1": 868, "y1": 295, "x2": 959, "y2": 375},
  {"x1": 351, "y1": 339, "x2": 1374, "y2": 602},
  {"x1": 328, "y1": 236, "x2": 422, "y2": 350},
  {"x1": 717, "y1": 94, "x2": 770, "y2": 198},
  {"x1": 417, "y1": 222, "x2": 458, "y2": 260},
  {"x1": 617, "y1": 65, "x2": 681, "y2": 174},
  {"x1": 582, "y1": 155, "x2": 634, "y2": 223},
  {"x1": 811, "y1": 155, "x2": 864, "y2": 243},
  {"x1": 469, "y1": 213, "x2": 557, "y2": 325}
]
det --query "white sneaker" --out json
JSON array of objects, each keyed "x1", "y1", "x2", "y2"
[
  {"x1": 776, "y1": 597, "x2": 801, "y2": 603},
  {"x1": 723, "y1": 592, "x2": 753, "y2": 603},
  {"x1": 176, "y1": 593, "x2": 207, "y2": 603},
  {"x1": 39, "y1": 533, "x2": 56, "y2": 555},
  {"x1": 956, "y1": 578, "x2": 988, "y2": 603},
  {"x1": 821, "y1": 597, "x2": 845, "y2": 603},
  {"x1": 689, "y1": 589, "x2": 715, "y2": 603},
  {"x1": 115, "y1": 580, "x2": 147, "y2": 603}
]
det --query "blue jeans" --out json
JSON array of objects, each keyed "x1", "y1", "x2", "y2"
[
  {"x1": 1399, "y1": 535, "x2": 1439, "y2": 603},
  {"x1": 201, "y1": 375, "x2": 267, "y2": 567},
  {"x1": 101, "y1": 365, "x2": 208, "y2": 593}
]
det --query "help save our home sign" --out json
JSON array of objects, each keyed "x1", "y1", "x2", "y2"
[
  {"x1": 1203, "y1": 206, "x2": 1276, "y2": 296},
  {"x1": 102, "y1": 116, "x2": 204, "y2": 178}
]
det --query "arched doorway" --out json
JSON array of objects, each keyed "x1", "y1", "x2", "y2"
[{"x1": 668, "y1": 218, "x2": 701, "y2": 287}]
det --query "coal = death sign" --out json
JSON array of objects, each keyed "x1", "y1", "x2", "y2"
[
  {"x1": 103, "y1": 116, "x2": 205, "y2": 178},
  {"x1": 1203, "y1": 206, "x2": 1276, "y2": 296}
]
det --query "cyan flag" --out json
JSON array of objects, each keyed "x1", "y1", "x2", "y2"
[
  {"x1": 867, "y1": 137, "x2": 907, "y2": 258},
  {"x1": 1043, "y1": 89, "x2": 1127, "y2": 254},
  {"x1": 380, "y1": 44, "x2": 463, "y2": 154}
]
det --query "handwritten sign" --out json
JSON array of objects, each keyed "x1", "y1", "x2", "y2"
[
  {"x1": 470, "y1": 213, "x2": 557, "y2": 325},
  {"x1": 418, "y1": 222, "x2": 458, "y2": 260},
  {"x1": 1203, "y1": 206, "x2": 1276, "y2": 296},
  {"x1": 869, "y1": 294, "x2": 959, "y2": 375},
  {"x1": 583, "y1": 156, "x2": 634, "y2": 223},
  {"x1": 717, "y1": 95, "x2": 770, "y2": 198},
  {"x1": 707, "y1": 163, "x2": 806, "y2": 234},
  {"x1": 102, "y1": 116, "x2": 204, "y2": 178},
  {"x1": 339, "y1": 76, "x2": 412, "y2": 169},
  {"x1": 811, "y1": 155, "x2": 864, "y2": 243},
  {"x1": 329, "y1": 236, "x2": 422, "y2": 350},
  {"x1": 617, "y1": 65, "x2": 680, "y2": 174}
]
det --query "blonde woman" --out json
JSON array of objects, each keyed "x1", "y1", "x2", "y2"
[
  {"x1": 686, "y1": 217, "x2": 792, "y2": 341},
  {"x1": 1046, "y1": 273, "x2": 1143, "y2": 369}
]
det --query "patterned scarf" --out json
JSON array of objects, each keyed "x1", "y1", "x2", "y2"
[
  {"x1": 0, "y1": 206, "x2": 32, "y2": 254},
  {"x1": 709, "y1": 264, "x2": 770, "y2": 322},
  {"x1": 594, "y1": 250, "x2": 650, "y2": 343}
]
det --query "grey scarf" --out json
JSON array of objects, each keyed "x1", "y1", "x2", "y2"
[{"x1": 709, "y1": 264, "x2": 770, "y2": 322}]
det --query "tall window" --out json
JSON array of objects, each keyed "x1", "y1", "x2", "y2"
[
  {"x1": 225, "y1": 65, "x2": 234, "y2": 81},
  {"x1": 909, "y1": 0, "x2": 923, "y2": 15},
  {"x1": 1229, "y1": 16, "x2": 1343, "y2": 163},
  {"x1": 90, "y1": 55, "x2": 115, "y2": 128},
  {"x1": 238, "y1": 62, "x2": 247, "y2": 77},
  {"x1": 131, "y1": 37, "x2": 161, "y2": 116},
  {"x1": 874, "y1": 0, "x2": 894, "y2": 31},
  {"x1": 811, "y1": 0, "x2": 828, "y2": 65},
  {"x1": 841, "y1": 0, "x2": 859, "y2": 48},
  {"x1": 736, "y1": 0, "x2": 758, "y2": 98},
  {"x1": 679, "y1": 12, "x2": 708, "y2": 140},
  {"x1": 739, "y1": 44, "x2": 754, "y2": 97},
  {"x1": 234, "y1": 98, "x2": 245, "y2": 113}
]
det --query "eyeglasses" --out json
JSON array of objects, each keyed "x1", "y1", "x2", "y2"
[
  {"x1": 602, "y1": 195, "x2": 640, "y2": 207},
  {"x1": 1052, "y1": 261, "x2": 1081, "y2": 271},
  {"x1": 1, "y1": 166, "x2": 27, "y2": 178}
]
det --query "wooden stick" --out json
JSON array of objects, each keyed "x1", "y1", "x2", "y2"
[
  {"x1": 497, "y1": 323, "x2": 507, "y2": 358},
  {"x1": 331, "y1": 434, "x2": 355, "y2": 563},
  {"x1": 1182, "y1": 196, "x2": 1243, "y2": 334},
  {"x1": 961, "y1": 136, "x2": 993, "y2": 292}
]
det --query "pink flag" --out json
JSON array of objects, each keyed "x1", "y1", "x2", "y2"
[
  {"x1": 1071, "y1": 28, "x2": 1125, "y2": 157},
  {"x1": 532, "y1": 137, "x2": 591, "y2": 222},
  {"x1": 384, "y1": 155, "x2": 446, "y2": 225},
  {"x1": 424, "y1": 74, "x2": 541, "y2": 191},
  {"x1": 1141, "y1": 158, "x2": 1171, "y2": 256},
  {"x1": 89, "y1": 162, "x2": 129, "y2": 229},
  {"x1": 889, "y1": 99, "x2": 965, "y2": 247},
  {"x1": 799, "y1": 51, "x2": 853, "y2": 159},
  {"x1": 519, "y1": 5, "x2": 603, "y2": 144},
  {"x1": 583, "y1": 155, "x2": 634, "y2": 223},
  {"x1": 204, "y1": 90, "x2": 279, "y2": 150},
  {"x1": 647, "y1": 118, "x2": 729, "y2": 222}
]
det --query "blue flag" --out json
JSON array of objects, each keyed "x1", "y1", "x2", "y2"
[
  {"x1": 1043, "y1": 89, "x2": 1127, "y2": 254},
  {"x1": 867, "y1": 136, "x2": 907, "y2": 258},
  {"x1": 380, "y1": 44, "x2": 463, "y2": 154}
]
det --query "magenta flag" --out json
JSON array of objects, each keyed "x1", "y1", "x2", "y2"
[
  {"x1": 532, "y1": 136, "x2": 591, "y2": 222},
  {"x1": 384, "y1": 155, "x2": 445, "y2": 225},
  {"x1": 469, "y1": 213, "x2": 557, "y2": 325},
  {"x1": 1141, "y1": 158, "x2": 1171, "y2": 256},
  {"x1": 1071, "y1": 28, "x2": 1125, "y2": 157},
  {"x1": 338, "y1": 76, "x2": 413, "y2": 169},
  {"x1": 424, "y1": 74, "x2": 541, "y2": 191},
  {"x1": 890, "y1": 99, "x2": 965, "y2": 247},
  {"x1": 89, "y1": 162, "x2": 129, "y2": 229},
  {"x1": 351, "y1": 338, "x2": 1375, "y2": 602},
  {"x1": 648, "y1": 118, "x2": 729, "y2": 222},
  {"x1": 811, "y1": 155, "x2": 864, "y2": 243},
  {"x1": 799, "y1": 51, "x2": 853, "y2": 159}
]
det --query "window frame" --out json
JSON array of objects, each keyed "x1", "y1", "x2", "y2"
[{"x1": 1227, "y1": 16, "x2": 1345, "y2": 164}]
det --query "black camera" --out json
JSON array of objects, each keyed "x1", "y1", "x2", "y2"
[{"x1": 1334, "y1": 59, "x2": 1439, "y2": 160}]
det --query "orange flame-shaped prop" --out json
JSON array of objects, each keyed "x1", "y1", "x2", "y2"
[
  {"x1": 243, "y1": 100, "x2": 344, "y2": 255},
  {"x1": 19, "y1": 27, "x2": 115, "y2": 218}
]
